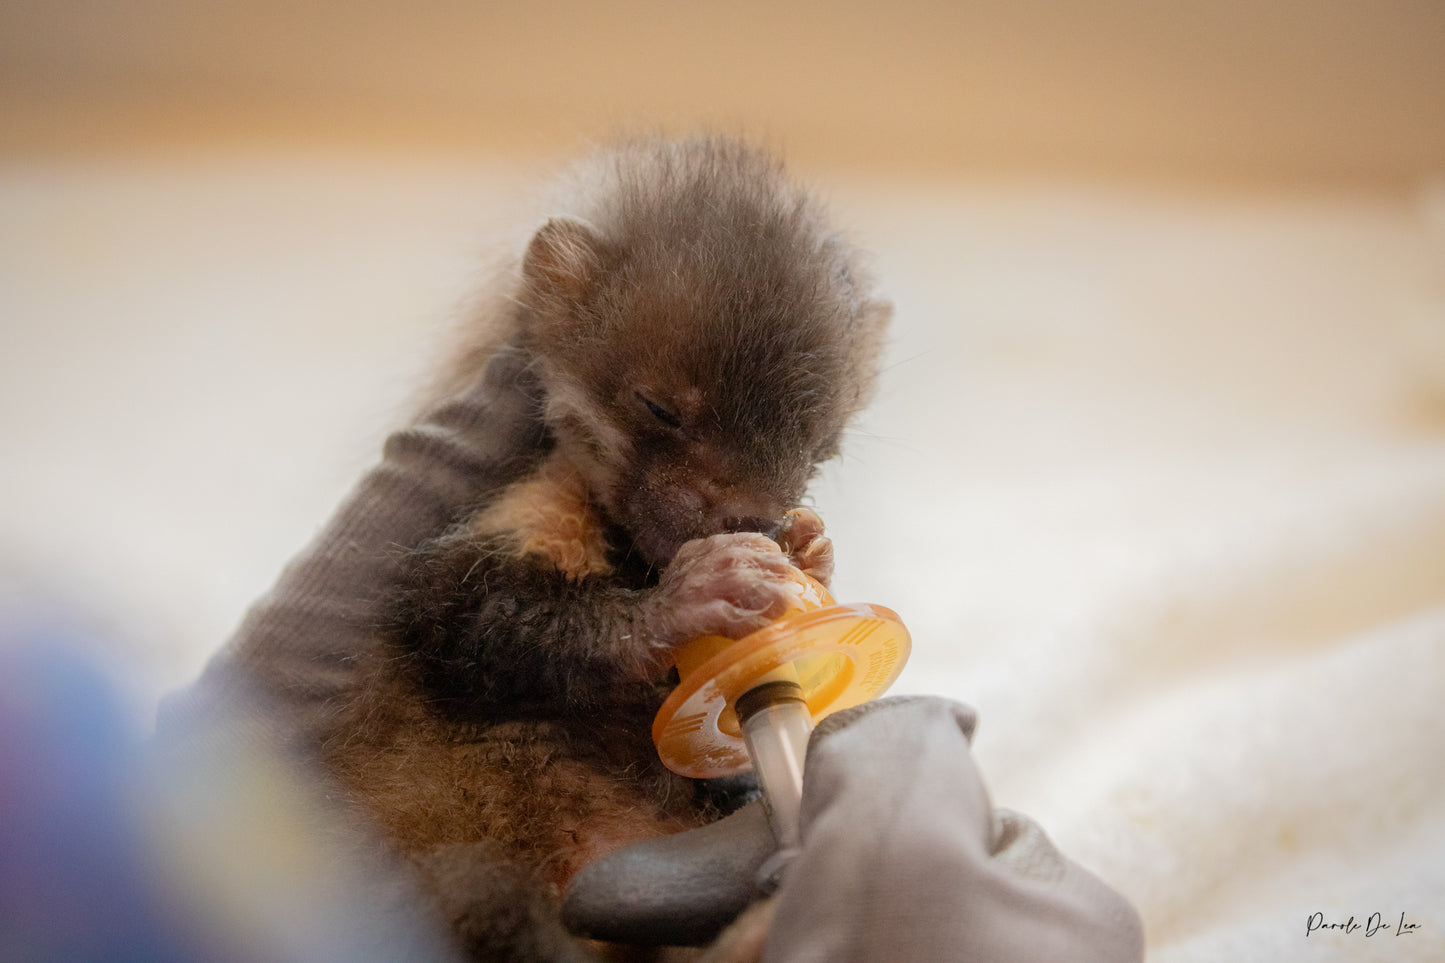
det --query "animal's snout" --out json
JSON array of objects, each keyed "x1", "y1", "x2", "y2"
[{"x1": 720, "y1": 515, "x2": 782, "y2": 540}]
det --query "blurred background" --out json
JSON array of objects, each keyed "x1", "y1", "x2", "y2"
[
  {"x1": 3, "y1": 3, "x2": 1444, "y2": 959},
  {"x1": 3, "y1": 0, "x2": 1444, "y2": 183}
]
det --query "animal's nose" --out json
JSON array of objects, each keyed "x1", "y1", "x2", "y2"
[{"x1": 721, "y1": 515, "x2": 782, "y2": 540}]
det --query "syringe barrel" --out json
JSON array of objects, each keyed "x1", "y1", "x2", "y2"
[{"x1": 736, "y1": 680, "x2": 813, "y2": 849}]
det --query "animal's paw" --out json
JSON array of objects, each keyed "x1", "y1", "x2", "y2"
[
  {"x1": 650, "y1": 532, "x2": 802, "y2": 648},
  {"x1": 777, "y1": 507, "x2": 834, "y2": 588}
]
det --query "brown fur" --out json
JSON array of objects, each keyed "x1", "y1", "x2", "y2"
[
  {"x1": 320, "y1": 135, "x2": 890, "y2": 961},
  {"x1": 471, "y1": 457, "x2": 616, "y2": 581}
]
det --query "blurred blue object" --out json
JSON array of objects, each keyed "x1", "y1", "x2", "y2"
[
  {"x1": 0, "y1": 614, "x2": 454, "y2": 963},
  {"x1": 0, "y1": 624, "x2": 201, "y2": 962}
]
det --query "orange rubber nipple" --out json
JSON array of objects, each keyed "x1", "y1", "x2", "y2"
[{"x1": 651, "y1": 566, "x2": 911, "y2": 779}]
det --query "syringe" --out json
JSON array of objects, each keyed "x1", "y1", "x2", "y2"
[{"x1": 735, "y1": 673, "x2": 812, "y2": 848}]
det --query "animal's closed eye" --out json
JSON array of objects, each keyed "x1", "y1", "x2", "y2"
[{"x1": 636, "y1": 390, "x2": 683, "y2": 430}]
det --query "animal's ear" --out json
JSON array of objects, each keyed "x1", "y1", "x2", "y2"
[{"x1": 521, "y1": 217, "x2": 606, "y2": 312}]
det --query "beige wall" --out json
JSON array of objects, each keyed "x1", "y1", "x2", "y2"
[{"x1": 2, "y1": 0, "x2": 1443, "y2": 186}]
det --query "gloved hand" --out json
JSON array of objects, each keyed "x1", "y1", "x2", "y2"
[
  {"x1": 564, "y1": 696, "x2": 1144, "y2": 963},
  {"x1": 157, "y1": 339, "x2": 547, "y2": 752},
  {"x1": 146, "y1": 343, "x2": 550, "y2": 962}
]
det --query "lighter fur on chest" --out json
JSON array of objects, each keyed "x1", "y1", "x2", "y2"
[{"x1": 469, "y1": 455, "x2": 613, "y2": 581}]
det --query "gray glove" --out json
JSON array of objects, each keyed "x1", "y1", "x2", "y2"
[
  {"x1": 564, "y1": 696, "x2": 1144, "y2": 963},
  {"x1": 157, "y1": 339, "x2": 546, "y2": 752},
  {"x1": 148, "y1": 343, "x2": 550, "y2": 963}
]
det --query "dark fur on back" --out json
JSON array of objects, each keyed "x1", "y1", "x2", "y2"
[{"x1": 323, "y1": 135, "x2": 891, "y2": 962}]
